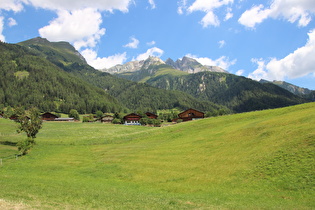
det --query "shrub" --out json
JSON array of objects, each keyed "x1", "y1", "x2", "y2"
[
  {"x1": 69, "y1": 109, "x2": 80, "y2": 121},
  {"x1": 112, "y1": 118, "x2": 122, "y2": 124},
  {"x1": 17, "y1": 138, "x2": 35, "y2": 155}
]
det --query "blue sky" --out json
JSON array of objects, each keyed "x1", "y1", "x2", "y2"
[{"x1": 1, "y1": 0, "x2": 315, "y2": 90}]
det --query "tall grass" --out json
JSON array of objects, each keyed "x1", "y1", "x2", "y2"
[{"x1": 0, "y1": 103, "x2": 314, "y2": 209}]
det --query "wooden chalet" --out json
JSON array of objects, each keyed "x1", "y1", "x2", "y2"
[
  {"x1": 101, "y1": 115, "x2": 114, "y2": 123},
  {"x1": 145, "y1": 112, "x2": 158, "y2": 119},
  {"x1": 174, "y1": 108, "x2": 204, "y2": 122},
  {"x1": 123, "y1": 113, "x2": 142, "y2": 125},
  {"x1": 41, "y1": 112, "x2": 59, "y2": 121}
]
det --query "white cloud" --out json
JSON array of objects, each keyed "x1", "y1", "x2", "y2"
[
  {"x1": 200, "y1": 11, "x2": 220, "y2": 27},
  {"x1": 0, "y1": 0, "x2": 26, "y2": 12},
  {"x1": 0, "y1": 17, "x2": 5, "y2": 41},
  {"x1": 238, "y1": 4, "x2": 272, "y2": 28},
  {"x1": 249, "y1": 29, "x2": 315, "y2": 81},
  {"x1": 0, "y1": 0, "x2": 132, "y2": 13},
  {"x1": 147, "y1": 40, "x2": 156, "y2": 46},
  {"x1": 248, "y1": 58, "x2": 269, "y2": 80},
  {"x1": 218, "y1": 40, "x2": 226, "y2": 48},
  {"x1": 8, "y1": 17, "x2": 17, "y2": 27},
  {"x1": 81, "y1": 49, "x2": 127, "y2": 69},
  {"x1": 183, "y1": 0, "x2": 234, "y2": 27},
  {"x1": 136, "y1": 47, "x2": 164, "y2": 61},
  {"x1": 187, "y1": 54, "x2": 236, "y2": 70},
  {"x1": 177, "y1": 0, "x2": 187, "y2": 14},
  {"x1": 148, "y1": 0, "x2": 156, "y2": 9},
  {"x1": 236, "y1": 69, "x2": 245, "y2": 76},
  {"x1": 123, "y1": 37, "x2": 139, "y2": 49},
  {"x1": 224, "y1": 7, "x2": 233, "y2": 21},
  {"x1": 39, "y1": 8, "x2": 105, "y2": 50},
  {"x1": 239, "y1": 0, "x2": 315, "y2": 28},
  {"x1": 27, "y1": 0, "x2": 132, "y2": 12}
]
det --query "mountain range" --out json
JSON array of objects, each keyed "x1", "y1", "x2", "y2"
[
  {"x1": 102, "y1": 55, "x2": 227, "y2": 74},
  {"x1": 0, "y1": 37, "x2": 312, "y2": 114}
]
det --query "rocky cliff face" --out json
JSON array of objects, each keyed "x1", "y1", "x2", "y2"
[
  {"x1": 105, "y1": 60, "x2": 144, "y2": 74},
  {"x1": 166, "y1": 56, "x2": 227, "y2": 74},
  {"x1": 260, "y1": 79, "x2": 313, "y2": 96},
  {"x1": 101, "y1": 56, "x2": 165, "y2": 74},
  {"x1": 102, "y1": 55, "x2": 227, "y2": 74}
]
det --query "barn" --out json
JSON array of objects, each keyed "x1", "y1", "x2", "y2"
[
  {"x1": 41, "y1": 112, "x2": 59, "y2": 121},
  {"x1": 175, "y1": 108, "x2": 204, "y2": 122}
]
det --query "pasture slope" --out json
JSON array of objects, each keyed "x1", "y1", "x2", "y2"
[{"x1": 0, "y1": 102, "x2": 314, "y2": 209}]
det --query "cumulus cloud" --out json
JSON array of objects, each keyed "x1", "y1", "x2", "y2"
[
  {"x1": 136, "y1": 47, "x2": 164, "y2": 61},
  {"x1": 81, "y1": 49, "x2": 127, "y2": 69},
  {"x1": 39, "y1": 8, "x2": 105, "y2": 50},
  {"x1": 239, "y1": 0, "x2": 315, "y2": 28},
  {"x1": 123, "y1": 37, "x2": 139, "y2": 49},
  {"x1": 236, "y1": 69, "x2": 245, "y2": 76},
  {"x1": 224, "y1": 7, "x2": 233, "y2": 21},
  {"x1": 238, "y1": 4, "x2": 271, "y2": 28},
  {"x1": 27, "y1": 0, "x2": 132, "y2": 12},
  {"x1": 0, "y1": 0, "x2": 26, "y2": 12},
  {"x1": 187, "y1": 54, "x2": 236, "y2": 70},
  {"x1": 8, "y1": 17, "x2": 17, "y2": 27},
  {"x1": 181, "y1": 0, "x2": 234, "y2": 27},
  {"x1": 218, "y1": 40, "x2": 226, "y2": 48},
  {"x1": 249, "y1": 29, "x2": 315, "y2": 81},
  {"x1": 0, "y1": 0, "x2": 132, "y2": 12},
  {"x1": 148, "y1": 0, "x2": 156, "y2": 9},
  {"x1": 177, "y1": 0, "x2": 187, "y2": 14},
  {"x1": 147, "y1": 40, "x2": 156, "y2": 46},
  {"x1": 0, "y1": 17, "x2": 5, "y2": 41}
]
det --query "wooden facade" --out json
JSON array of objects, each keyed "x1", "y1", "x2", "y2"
[
  {"x1": 145, "y1": 112, "x2": 158, "y2": 119},
  {"x1": 41, "y1": 112, "x2": 59, "y2": 121},
  {"x1": 175, "y1": 108, "x2": 204, "y2": 122},
  {"x1": 123, "y1": 113, "x2": 142, "y2": 125}
]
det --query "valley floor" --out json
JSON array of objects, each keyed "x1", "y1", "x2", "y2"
[{"x1": 0, "y1": 103, "x2": 314, "y2": 209}]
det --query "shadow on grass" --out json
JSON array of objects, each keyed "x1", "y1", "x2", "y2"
[{"x1": 0, "y1": 141, "x2": 17, "y2": 146}]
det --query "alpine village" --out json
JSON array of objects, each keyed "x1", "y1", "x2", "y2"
[{"x1": 0, "y1": 38, "x2": 314, "y2": 209}]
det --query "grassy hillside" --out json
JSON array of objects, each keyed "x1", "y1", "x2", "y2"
[{"x1": 0, "y1": 103, "x2": 314, "y2": 209}]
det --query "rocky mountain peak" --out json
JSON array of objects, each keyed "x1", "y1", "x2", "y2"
[
  {"x1": 142, "y1": 56, "x2": 165, "y2": 69},
  {"x1": 166, "y1": 56, "x2": 228, "y2": 74}
]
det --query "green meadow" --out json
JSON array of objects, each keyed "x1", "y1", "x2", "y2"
[{"x1": 0, "y1": 103, "x2": 314, "y2": 209}]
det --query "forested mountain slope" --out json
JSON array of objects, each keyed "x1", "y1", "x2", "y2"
[
  {"x1": 15, "y1": 38, "x2": 227, "y2": 112},
  {"x1": 0, "y1": 37, "x2": 306, "y2": 114},
  {"x1": 0, "y1": 41, "x2": 125, "y2": 113},
  {"x1": 145, "y1": 71, "x2": 307, "y2": 112}
]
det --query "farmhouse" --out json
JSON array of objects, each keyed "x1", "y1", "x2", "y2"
[
  {"x1": 145, "y1": 112, "x2": 158, "y2": 119},
  {"x1": 123, "y1": 113, "x2": 142, "y2": 125},
  {"x1": 101, "y1": 115, "x2": 114, "y2": 123},
  {"x1": 174, "y1": 108, "x2": 204, "y2": 122},
  {"x1": 41, "y1": 112, "x2": 59, "y2": 121}
]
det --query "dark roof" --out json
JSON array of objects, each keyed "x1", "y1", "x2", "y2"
[
  {"x1": 41, "y1": 112, "x2": 59, "y2": 118},
  {"x1": 178, "y1": 108, "x2": 204, "y2": 116},
  {"x1": 123, "y1": 113, "x2": 142, "y2": 120}
]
